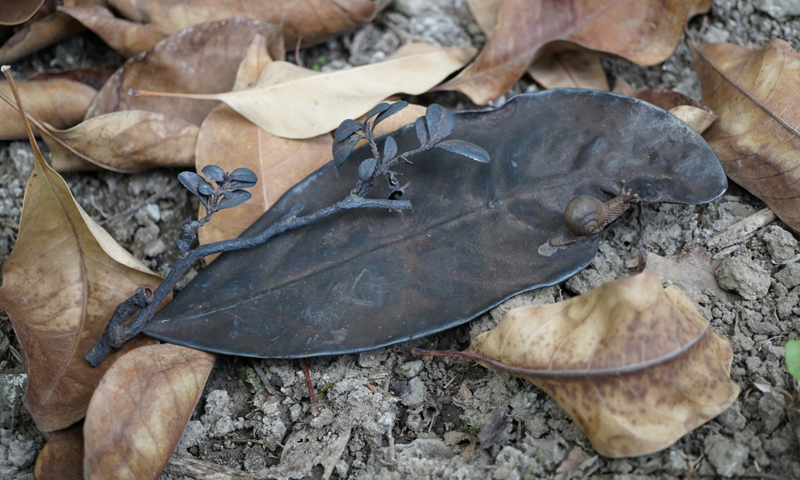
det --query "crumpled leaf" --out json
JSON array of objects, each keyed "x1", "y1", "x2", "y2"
[
  {"x1": 85, "y1": 18, "x2": 284, "y2": 126},
  {"x1": 108, "y1": 0, "x2": 390, "y2": 47},
  {"x1": 137, "y1": 42, "x2": 476, "y2": 139},
  {"x1": 0, "y1": 10, "x2": 84, "y2": 64},
  {"x1": 442, "y1": 0, "x2": 711, "y2": 104},
  {"x1": 612, "y1": 76, "x2": 704, "y2": 110},
  {"x1": 0, "y1": 0, "x2": 45, "y2": 26},
  {"x1": 0, "y1": 79, "x2": 96, "y2": 139},
  {"x1": 83, "y1": 344, "x2": 215, "y2": 480},
  {"x1": 692, "y1": 38, "x2": 800, "y2": 232},
  {"x1": 58, "y1": 5, "x2": 167, "y2": 58},
  {"x1": 34, "y1": 423, "x2": 84, "y2": 480},
  {"x1": 418, "y1": 272, "x2": 739, "y2": 457},
  {"x1": 145, "y1": 90, "x2": 727, "y2": 359},
  {"x1": 528, "y1": 51, "x2": 609, "y2": 90},
  {"x1": 669, "y1": 105, "x2": 717, "y2": 135},
  {"x1": 0, "y1": 70, "x2": 162, "y2": 431}
]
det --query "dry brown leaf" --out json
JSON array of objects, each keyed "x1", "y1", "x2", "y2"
[
  {"x1": 467, "y1": 0, "x2": 499, "y2": 36},
  {"x1": 27, "y1": 64, "x2": 116, "y2": 90},
  {"x1": 34, "y1": 422, "x2": 84, "y2": 480},
  {"x1": 58, "y1": 5, "x2": 168, "y2": 58},
  {"x1": 692, "y1": 38, "x2": 800, "y2": 232},
  {"x1": 441, "y1": 0, "x2": 711, "y2": 104},
  {"x1": 85, "y1": 18, "x2": 285, "y2": 126},
  {"x1": 419, "y1": 272, "x2": 739, "y2": 457},
  {"x1": 669, "y1": 105, "x2": 717, "y2": 134},
  {"x1": 0, "y1": 69, "x2": 162, "y2": 430},
  {"x1": 0, "y1": 79, "x2": 96, "y2": 139},
  {"x1": 42, "y1": 110, "x2": 200, "y2": 172},
  {"x1": 137, "y1": 42, "x2": 476, "y2": 139},
  {"x1": 83, "y1": 344, "x2": 215, "y2": 480},
  {"x1": 108, "y1": 0, "x2": 389, "y2": 47},
  {"x1": 0, "y1": 11, "x2": 83, "y2": 63},
  {"x1": 528, "y1": 51, "x2": 609, "y2": 90},
  {"x1": 0, "y1": 0, "x2": 45, "y2": 26},
  {"x1": 612, "y1": 77, "x2": 704, "y2": 110}
]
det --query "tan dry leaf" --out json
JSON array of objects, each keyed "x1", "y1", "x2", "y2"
[
  {"x1": 441, "y1": 0, "x2": 711, "y2": 104},
  {"x1": 0, "y1": 11, "x2": 84, "y2": 63},
  {"x1": 419, "y1": 272, "x2": 739, "y2": 457},
  {"x1": 85, "y1": 18, "x2": 285, "y2": 126},
  {"x1": 83, "y1": 344, "x2": 215, "y2": 480},
  {"x1": 0, "y1": 0, "x2": 45, "y2": 26},
  {"x1": 691, "y1": 38, "x2": 800, "y2": 232},
  {"x1": 0, "y1": 70, "x2": 162, "y2": 431},
  {"x1": 58, "y1": 5, "x2": 168, "y2": 58},
  {"x1": 34, "y1": 423, "x2": 84, "y2": 480},
  {"x1": 137, "y1": 42, "x2": 476, "y2": 139},
  {"x1": 108, "y1": 0, "x2": 389, "y2": 47},
  {"x1": 0, "y1": 79, "x2": 96, "y2": 139},
  {"x1": 669, "y1": 105, "x2": 717, "y2": 134},
  {"x1": 467, "y1": 0, "x2": 499, "y2": 36},
  {"x1": 42, "y1": 111, "x2": 200, "y2": 172},
  {"x1": 528, "y1": 51, "x2": 609, "y2": 90}
]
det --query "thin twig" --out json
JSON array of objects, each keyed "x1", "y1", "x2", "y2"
[
  {"x1": 301, "y1": 358, "x2": 318, "y2": 415},
  {"x1": 0, "y1": 220, "x2": 19, "y2": 230},
  {"x1": 294, "y1": 35, "x2": 303, "y2": 67}
]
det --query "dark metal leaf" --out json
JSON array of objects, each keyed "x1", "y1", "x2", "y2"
[
  {"x1": 178, "y1": 172, "x2": 213, "y2": 201},
  {"x1": 334, "y1": 119, "x2": 363, "y2": 142},
  {"x1": 228, "y1": 168, "x2": 258, "y2": 189},
  {"x1": 358, "y1": 158, "x2": 377, "y2": 182},
  {"x1": 197, "y1": 182, "x2": 215, "y2": 196},
  {"x1": 374, "y1": 101, "x2": 409, "y2": 127},
  {"x1": 201, "y1": 165, "x2": 225, "y2": 183},
  {"x1": 425, "y1": 104, "x2": 455, "y2": 143},
  {"x1": 334, "y1": 133, "x2": 361, "y2": 168},
  {"x1": 415, "y1": 116, "x2": 429, "y2": 146},
  {"x1": 383, "y1": 136, "x2": 398, "y2": 160},
  {"x1": 364, "y1": 102, "x2": 391, "y2": 121},
  {"x1": 434, "y1": 139, "x2": 490, "y2": 163},
  {"x1": 218, "y1": 190, "x2": 252, "y2": 210},
  {"x1": 146, "y1": 90, "x2": 727, "y2": 359}
]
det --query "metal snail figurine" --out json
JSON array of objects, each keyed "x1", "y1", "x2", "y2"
[{"x1": 541, "y1": 181, "x2": 639, "y2": 255}]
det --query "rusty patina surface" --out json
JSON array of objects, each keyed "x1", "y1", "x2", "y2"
[{"x1": 144, "y1": 89, "x2": 726, "y2": 358}]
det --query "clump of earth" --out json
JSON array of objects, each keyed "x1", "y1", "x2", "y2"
[{"x1": 1, "y1": 1, "x2": 800, "y2": 479}]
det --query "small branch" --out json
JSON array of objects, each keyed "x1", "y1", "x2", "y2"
[
  {"x1": 163, "y1": 456, "x2": 256, "y2": 480},
  {"x1": 98, "y1": 188, "x2": 169, "y2": 226},
  {"x1": 301, "y1": 358, "x2": 318, "y2": 415},
  {"x1": 707, "y1": 207, "x2": 776, "y2": 250},
  {"x1": 87, "y1": 195, "x2": 411, "y2": 366},
  {"x1": 0, "y1": 220, "x2": 19, "y2": 230}
]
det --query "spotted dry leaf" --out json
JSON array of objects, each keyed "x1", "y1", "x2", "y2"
[
  {"x1": 417, "y1": 272, "x2": 739, "y2": 457},
  {"x1": 692, "y1": 38, "x2": 800, "y2": 232},
  {"x1": 34, "y1": 423, "x2": 84, "y2": 480}
]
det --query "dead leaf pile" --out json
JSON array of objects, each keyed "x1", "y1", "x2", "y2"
[{"x1": 415, "y1": 272, "x2": 740, "y2": 457}]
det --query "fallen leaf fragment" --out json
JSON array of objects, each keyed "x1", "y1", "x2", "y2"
[
  {"x1": 85, "y1": 18, "x2": 284, "y2": 126},
  {"x1": 137, "y1": 42, "x2": 476, "y2": 139},
  {"x1": 0, "y1": 11, "x2": 84, "y2": 63},
  {"x1": 416, "y1": 272, "x2": 739, "y2": 457},
  {"x1": 669, "y1": 105, "x2": 717, "y2": 134},
  {"x1": 692, "y1": 38, "x2": 800, "y2": 232},
  {"x1": 34, "y1": 423, "x2": 84, "y2": 480},
  {"x1": 0, "y1": 79, "x2": 96, "y2": 139},
  {"x1": 108, "y1": 0, "x2": 389, "y2": 47},
  {"x1": 58, "y1": 5, "x2": 168, "y2": 58},
  {"x1": 644, "y1": 251, "x2": 737, "y2": 304},
  {"x1": 441, "y1": 0, "x2": 711, "y2": 104},
  {"x1": 467, "y1": 0, "x2": 499, "y2": 36},
  {"x1": 528, "y1": 51, "x2": 609, "y2": 91},
  {"x1": 83, "y1": 344, "x2": 215, "y2": 480},
  {"x1": 0, "y1": 69, "x2": 162, "y2": 430},
  {"x1": 0, "y1": 0, "x2": 45, "y2": 26},
  {"x1": 27, "y1": 64, "x2": 116, "y2": 90},
  {"x1": 612, "y1": 77, "x2": 704, "y2": 110}
]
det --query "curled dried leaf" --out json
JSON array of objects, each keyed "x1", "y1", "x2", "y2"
[
  {"x1": 34, "y1": 423, "x2": 83, "y2": 480},
  {"x1": 0, "y1": 11, "x2": 84, "y2": 64},
  {"x1": 84, "y1": 344, "x2": 215, "y2": 480},
  {"x1": 58, "y1": 5, "x2": 168, "y2": 58},
  {"x1": 416, "y1": 272, "x2": 739, "y2": 457},
  {"x1": 0, "y1": 79, "x2": 95, "y2": 139}
]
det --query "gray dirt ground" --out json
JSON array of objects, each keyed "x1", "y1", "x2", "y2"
[{"x1": 2, "y1": 0, "x2": 800, "y2": 478}]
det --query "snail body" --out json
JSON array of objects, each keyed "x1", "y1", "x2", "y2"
[{"x1": 563, "y1": 195, "x2": 606, "y2": 236}]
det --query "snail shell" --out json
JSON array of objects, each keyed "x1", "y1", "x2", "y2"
[{"x1": 563, "y1": 195, "x2": 606, "y2": 236}]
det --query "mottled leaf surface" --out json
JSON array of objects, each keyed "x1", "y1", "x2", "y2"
[
  {"x1": 146, "y1": 90, "x2": 726, "y2": 358},
  {"x1": 34, "y1": 423, "x2": 84, "y2": 480},
  {"x1": 692, "y1": 38, "x2": 800, "y2": 231},
  {"x1": 449, "y1": 273, "x2": 739, "y2": 457}
]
